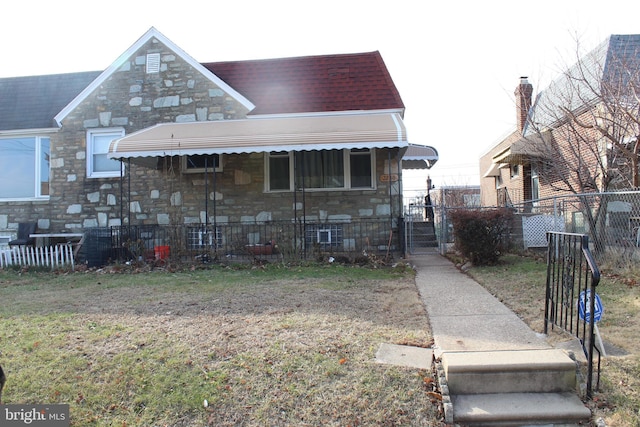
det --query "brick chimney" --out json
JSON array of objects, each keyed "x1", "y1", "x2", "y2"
[{"x1": 515, "y1": 77, "x2": 533, "y2": 133}]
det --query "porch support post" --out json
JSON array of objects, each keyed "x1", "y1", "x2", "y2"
[
  {"x1": 127, "y1": 158, "x2": 131, "y2": 228},
  {"x1": 119, "y1": 159, "x2": 124, "y2": 228}
]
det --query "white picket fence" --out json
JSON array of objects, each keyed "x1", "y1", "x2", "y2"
[{"x1": 0, "y1": 245, "x2": 75, "y2": 270}]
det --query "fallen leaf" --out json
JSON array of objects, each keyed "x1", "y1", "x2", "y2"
[{"x1": 426, "y1": 391, "x2": 442, "y2": 401}]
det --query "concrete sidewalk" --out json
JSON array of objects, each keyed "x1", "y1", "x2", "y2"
[{"x1": 410, "y1": 251, "x2": 550, "y2": 355}]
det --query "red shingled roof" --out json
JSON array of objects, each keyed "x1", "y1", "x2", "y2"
[{"x1": 202, "y1": 51, "x2": 405, "y2": 116}]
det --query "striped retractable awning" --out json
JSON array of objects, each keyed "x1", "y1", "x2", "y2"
[
  {"x1": 401, "y1": 144, "x2": 439, "y2": 169},
  {"x1": 108, "y1": 113, "x2": 409, "y2": 162}
]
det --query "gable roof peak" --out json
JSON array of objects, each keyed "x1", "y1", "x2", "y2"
[{"x1": 54, "y1": 27, "x2": 254, "y2": 126}]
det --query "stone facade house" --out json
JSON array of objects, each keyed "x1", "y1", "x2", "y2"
[{"x1": 0, "y1": 28, "x2": 437, "y2": 261}]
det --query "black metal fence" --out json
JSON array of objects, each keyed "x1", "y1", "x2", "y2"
[
  {"x1": 78, "y1": 219, "x2": 400, "y2": 267},
  {"x1": 545, "y1": 231, "x2": 602, "y2": 398}
]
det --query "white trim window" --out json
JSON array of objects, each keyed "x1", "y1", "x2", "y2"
[
  {"x1": 0, "y1": 135, "x2": 50, "y2": 200},
  {"x1": 87, "y1": 128, "x2": 125, "y2": 178},
  {"x1": 266, "y1": 148, "x2": 375, "y2": 192}
]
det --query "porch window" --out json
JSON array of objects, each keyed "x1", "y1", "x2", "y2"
[
  {"x1": 305, "y1": 224, "x2": 343, "y2": 248},
  {"x1": 266, "y1": 149, "x2": 374, "y2": 191},
  {"x1": 268, "y1": 151, "x2": 291, "y2": 191},
  {"x1": 297, "y1": 150, "x2": 344, "y2": 189},
  {"x1": 87, "y1": 128, "x2": 124, "y2": 178},
  {"x1": 182, "y1": 154, "x2": 222, "y2": 173},
  {"x1": 349, "y1": 148, "x2": 372, "y2": 188},
  {"x1": 0, "y1": 136, "x2": 50, "y2": 199}
]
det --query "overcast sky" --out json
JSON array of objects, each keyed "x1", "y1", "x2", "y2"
[{"x1": 2, "y1": 0, "x2": 639, "y2": 194}]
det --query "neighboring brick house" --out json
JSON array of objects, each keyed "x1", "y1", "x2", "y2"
[
  {"x1": 480, "y1": 77, "x2": 537, "y2": 207},
  {"x1": 0, "y1": 28, "x2": 437, "y2": 258},
  {"x1": 481, "y1": 35, "x2": 640, "y2": 209}
]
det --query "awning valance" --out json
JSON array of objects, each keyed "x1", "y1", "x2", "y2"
[
  {"x1": 108, "y1": 113, "x2": 408, "y2": 163},
  {"x1": 401, "y1": 144, "x2": 439, "y2": 169}
]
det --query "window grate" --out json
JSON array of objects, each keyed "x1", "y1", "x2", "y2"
[
  {"x1": 187, "y1": 227, "x2": 222, "y2": 250},
  {"x1": 305, "y1": 224, "x2": 343, "y2": 248}
]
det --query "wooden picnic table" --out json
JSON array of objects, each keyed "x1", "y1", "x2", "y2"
[{"x1": 30, "y1": 233, "x2": 85, "y2": 257}]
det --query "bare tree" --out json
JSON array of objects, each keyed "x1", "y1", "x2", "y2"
[
  {"x1": 527, "y1": 35, "x2": 640, "y2": 254},
  {"x1": 531, "y1": 36, "x2": 640, "y2": 191}
]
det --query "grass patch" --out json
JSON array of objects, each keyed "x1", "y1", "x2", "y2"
[
  {"x1": 0, "y1": 264, "x2": 439, "y2": 426},
  {"x1": 464, "y1": 252, "x2": 640, "y2": 427}
]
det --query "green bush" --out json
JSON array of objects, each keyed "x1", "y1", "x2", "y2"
[{"x1": 449, "y1": 208, "x2": 513, "y2": 265}]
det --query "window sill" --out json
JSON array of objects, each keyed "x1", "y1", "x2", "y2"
[
  {"x1": 266, "y1": 187, "x2": 376, "y2": 193},
  {"x1": 0, "y1": 196, "x2": 50, "y2": 202}
]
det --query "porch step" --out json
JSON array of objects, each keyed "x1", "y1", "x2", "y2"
[
  {"x1": 408, "y1": 221, "x2": 438, "y2": 248},
  {"x1": 443, "y1": 349, "x2": 576, "y2": 394},
  {"x1": 442, "y1": 350, "x2": 591, "y2": 426},
  {"x1": 451, "y1": 392, "x2": 591, "y2": 426}
]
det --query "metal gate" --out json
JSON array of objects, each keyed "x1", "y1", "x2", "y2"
[{"x1": 404, "y1": 202, "x2": 439, "y2": 254}]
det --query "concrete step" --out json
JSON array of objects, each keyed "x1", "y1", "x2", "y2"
[
  {"x1": 443, "y1": 349, "x2": 577, "y2": 394},
  {"x1": 451, "y1": 392, "x2": 591, "y2": 426}
]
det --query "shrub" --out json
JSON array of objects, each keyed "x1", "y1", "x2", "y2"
[{"x1": 449, "y1": 208, "x2": 513, "y2": 265}]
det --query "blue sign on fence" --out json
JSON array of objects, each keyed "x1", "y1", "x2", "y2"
[{"x1": 577, "y1": 290, "x2": 604, "y2": 323}]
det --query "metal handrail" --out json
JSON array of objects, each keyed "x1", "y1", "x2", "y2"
[{"x1": 545, "y1": 231, "x2": 602, "y2": 398}]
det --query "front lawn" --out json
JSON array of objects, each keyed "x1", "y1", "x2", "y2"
[{"x1": 0, "y1": 264, "x2": 441, "y2": 426}]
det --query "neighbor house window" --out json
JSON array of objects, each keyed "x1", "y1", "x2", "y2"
[
  {"x1": 0, "y1": 136, "x2": 50, "y2": 199},
  {"x1": 531, "y1": 163, "x2": 540, "y2": 202},
  {"x1": 266, "y1": 149, "x2": 374, "y2": 191},
  {"x1": 87, "y1": 128, "x2": 124, "y2": 178},
  {"x1": 182, "y1": 154, "x2": 222, "y2": 173}
]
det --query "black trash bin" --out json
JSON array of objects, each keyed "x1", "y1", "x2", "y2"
[{"x1": 81, "y1": 228, "x2": 112, "y2": 268}]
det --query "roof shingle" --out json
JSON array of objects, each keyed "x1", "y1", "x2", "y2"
[
  {"x1": 0, "y1": 51, "x2": 404, "y2": 131},
  {"x1": 203, "y1": 51, "x2": 405, "y2": 115},
  {"x1": 0, "y1": 71, "x2": 101, "y2": 131}
]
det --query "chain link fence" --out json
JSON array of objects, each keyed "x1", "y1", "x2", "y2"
[
  {"x1": 507, "y1": 190, "x2": 640, "y2": 268},
  {"x1": 404, "y1": 188, "x2": 640, "y2": 268}
]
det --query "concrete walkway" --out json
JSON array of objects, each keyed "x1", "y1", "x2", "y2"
[
  {"x1": 403, "y1": 251, "x2": 592, "y2": 426},
  {"x1": 410, "y1": 251, "x2": 550, "y2": 355}
]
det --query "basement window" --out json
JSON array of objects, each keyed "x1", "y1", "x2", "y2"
[{"x1": 305, "y1": 224, "x2": 343, "y2": 248}]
